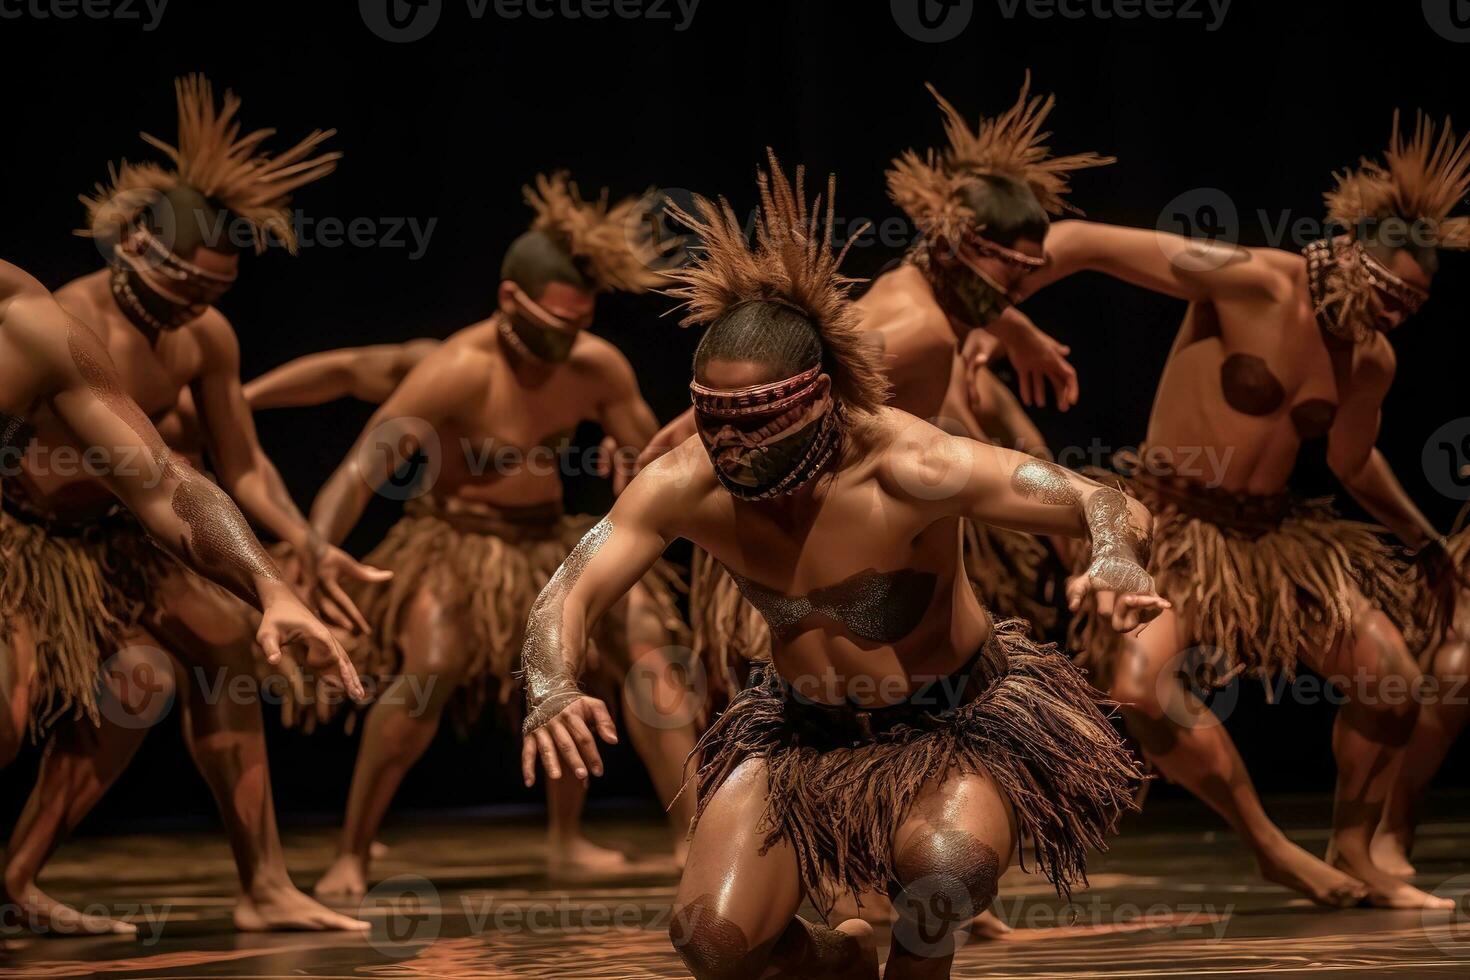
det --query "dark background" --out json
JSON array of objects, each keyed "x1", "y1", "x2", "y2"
[{"x1": 1, "y1": 0, "x2": 1466, "y2": 831}]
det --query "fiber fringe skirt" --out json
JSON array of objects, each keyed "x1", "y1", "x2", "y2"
[{"x1": 689, "y1": 618, "x2": 1140, "y2": 912}]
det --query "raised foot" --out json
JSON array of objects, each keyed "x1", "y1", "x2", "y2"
[
  {"x1": 1257, "y1": 840, "x2": 1368, "y2": 908},
  {"x1": 1369, "y1": 827, "x2": 1418, "y2": 879},
  {"x1": 236, "y1": 881, "x2": 371, "y2": 932},
  {"x1": 1331, "y1": 852, "x2": 1454, "y2": 910},
  {"x1": 2, "y1": 883, "x2": 137, "y2": 936},
  {"x1": 547, "y1": 836, "x2": 630, "y2": 874},
  {"x1": 313, "y1": 855, "x2": 370, "y2": 900}
]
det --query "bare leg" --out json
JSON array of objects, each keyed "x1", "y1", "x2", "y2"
[
  {"x1": 142, "y1": 576, "x2": 367, "y2": 931},
  {"x1": 316, "y1": 586, "x2": 469, "y2": 899},
  {"x1": 1109, "y1": 606, "x2": 1367, "y2": 907},
  {"x1": 883, "y1": 767, "x2": 1015, "y2": 980},
  {"x1": 615, "y1": 583, "x2": 699, "y2": 866},
  {"x1": 671, "y1": 759, "x2": 877, "y2": 979},
  {"x1": 1373, "y1": 639, "x2": 1470, "y2": 876},
  {"x1": 2, "y1": 640, "x2": 152, "y2": 936},
  {"x1": 0, "y1": 616, "x2": 35, "y2": 770},
  {"x1": 545, "y1": 773, "x2": 629, "y2": 872},
  {"x1": 1303, "y1": 597, "x2": 1453, "y2": 909}
]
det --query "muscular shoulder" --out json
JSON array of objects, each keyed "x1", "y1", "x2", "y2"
[
  {"x1": 1351, "y1": 332, "x2": 1397, "y2": 393},
  {"x1": 622, "y1": 435, "x2": 721, "y2": 536},
  {"x1": 860, "y1": 407, "x2": 969, "y2": 502}
]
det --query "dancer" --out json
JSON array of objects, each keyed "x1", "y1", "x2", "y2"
[
  {"x1": 2, "y1": 75, "x2": 384, "y2": 934},
  {"x1": 645, "y1": 78, "x2": 1097, "y2": 700},
  {"x1": 0, "y1": 258, "x2": 363, "y2": 935},
  {"x1": 306, "y1": 174, "x2": 696, "y2": 898},
  {"x1": 521, "y1": 154, "x2": 1150, "y2": 979},
  {"x1": 1013, "y1": 110, "x2": 1470, "y2": 908}
]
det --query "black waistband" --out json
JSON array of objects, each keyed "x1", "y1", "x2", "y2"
[
  {"x1": 776, "y1": 640, "x2": 1000, "y2": 749},
  {"x1": 0, "y1": 489, "x2": 131, "y2": 539}
]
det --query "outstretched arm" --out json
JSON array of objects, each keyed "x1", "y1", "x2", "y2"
[
  {"x1": 191, "y1": 316, "x2": 391, "y2": 631},
  {"x1": 245, "y1": 340, "x2": 440, "y2": 410},
  {"x1": 309, "y1": 345, "x2": 488, "y2": 546},
  {"x1": 519, "y1": 449, "x2": 692, "y2": 784},
  {"x1": 891, "y1": 422, "x2": 1166, "y2": 631},
  {"x1": 1018, "y1": 219, "x2": 1288, "y2": 305},
  {"x1": 6, "y1": 286, "x2": 362, "y2": 697}
]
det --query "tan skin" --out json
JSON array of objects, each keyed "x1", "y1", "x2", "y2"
[
  {"x1": 307, "y1": 280, "x2": 698, "y2": 898},
  {"x1": 0, "y1": 259, "x2": 363, "y2": 934},
  {"x1": 522, "y1": 359, "x2": 1165, "y2": 978},
  {"x1": 639, "y1": 245, "x2": 1078, "y2": 465},
  {"x1": 1014, "y1": 220, "x2": 1454, "y2": 910}
]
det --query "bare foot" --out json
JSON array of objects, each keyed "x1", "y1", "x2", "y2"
[
  {"x1": 236, "y1": 880, "x2": 371, "y2": 931},
  {"x1": 313, "y1": 854, "x2": 369, "y2": 900},
  {"x1": 1369, "y1": 826, "x2": 1417, "y2": 878},
  {"x1": 547, "y1": 836, "x2": 630, "y2": 874},
  {"x1": 833, "y1": 918, "x2": 880, "y2": 975},
  {"x1": 370, "y1": 840, "x2": 390, "y2": 860},
  {"x1": 1257, "y1": 839, "x2": 1368, "y2": 908},
  {"x1": 970, "y1": 908, "x2": 1013, "y2": 939},
  {"x1": 1331, "y1": 851, "x2": 1455, "y2": 910},
  {"x1": 3, "y1": 882, "x2": 137, "y2": 936}
]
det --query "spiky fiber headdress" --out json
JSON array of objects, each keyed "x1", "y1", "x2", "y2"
[
  {"x1": 1325, "y1": 110, "x2": 1470, "y2": 251},
  {"x1": 661, "y1": 149, "x2": 891, "y2": 416},
  {"x1": 80, "y1": 74, "x2": 340, "y2": 254},
  {"x1": 523, "y1": 172, "x2": 677, "y2": 294},
  {"x1": 887, "y1": 74, "x2": 1113, "y2": 236}
]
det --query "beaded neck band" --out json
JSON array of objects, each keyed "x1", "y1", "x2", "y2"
[{"x1": 690, "y1": 364, "x2": 824, "y2": 418}]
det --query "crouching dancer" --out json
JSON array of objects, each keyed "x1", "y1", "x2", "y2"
[{"x1": 518, "y1": 156, "x2": 1153, "y2": 979}]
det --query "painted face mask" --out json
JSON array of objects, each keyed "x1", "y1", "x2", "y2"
[
  {"x1": 911, "y1": 229, "x2": 1045, "y2": 329},
  {"x1": 498, "y1": 285, "x2": 580, "y2": 363},
  {"x1": 1304, "y1": 236, "x2": 1429, "y2": 342},
  {"x1": 690, "y1": 364, "x2": 841, "y2": 500},
  {"x1": 110, "y1": 225, "x2": 237, "y2": 336}
]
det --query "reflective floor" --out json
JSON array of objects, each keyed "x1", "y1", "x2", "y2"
[{"x1": 3, "y1": 794, "x2": 1469, "y2": 978}]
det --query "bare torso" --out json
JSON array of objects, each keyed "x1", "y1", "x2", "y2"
[
  {"x1": 1144, "y1": 248, "x2": 1367, "y2": 494},
  {"x1": 661, "y1": 409, "x2": 992, "y2": 703},
  {"x1": 405, "y1": 318, "x2": 622, "y2": 508},
  {"x1": 10, "y1": 269, "x2": 208, "y2": 516}
]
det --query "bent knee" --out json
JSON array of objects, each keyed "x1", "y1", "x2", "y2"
[
  {"x1": 669, "y1": 895, "x2": 764, "y2": 980},
  {"x1": 1109, "y1": 642, "x2": 1168, "y2": 715},
  {"x1": 893, "y1": 826, "x2": 1003, "y2": 919}
]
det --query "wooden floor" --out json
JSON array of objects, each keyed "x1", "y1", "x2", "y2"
[{"x1": 2, "y1": 796, "x2": 1468, "y2": 978}]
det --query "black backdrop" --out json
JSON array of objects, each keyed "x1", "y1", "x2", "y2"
[{"x1": 1, "y1": 0, "x2": 1466, "y2": 828}]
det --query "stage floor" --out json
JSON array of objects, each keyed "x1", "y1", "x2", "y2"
[{"x1": 3, "y1": 797, "x2": 1468, "y2": 978}]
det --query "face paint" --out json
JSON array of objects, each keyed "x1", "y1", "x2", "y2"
[
  {"x1": 1304, "y1": 236, "x2": 1429, "y2": 342},
  {"x1": 498, "y1": 285, "x2": 581, "y2": 364},
  {"x1": 109, "y1": 225, "x2": 236, "y2": 337},
  {"x1": 690, "y1": 364, "x2": 842, "y2": 500},
  {"x1": 910, "y1": 235, "x2": 1015, "y2": 329}
]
